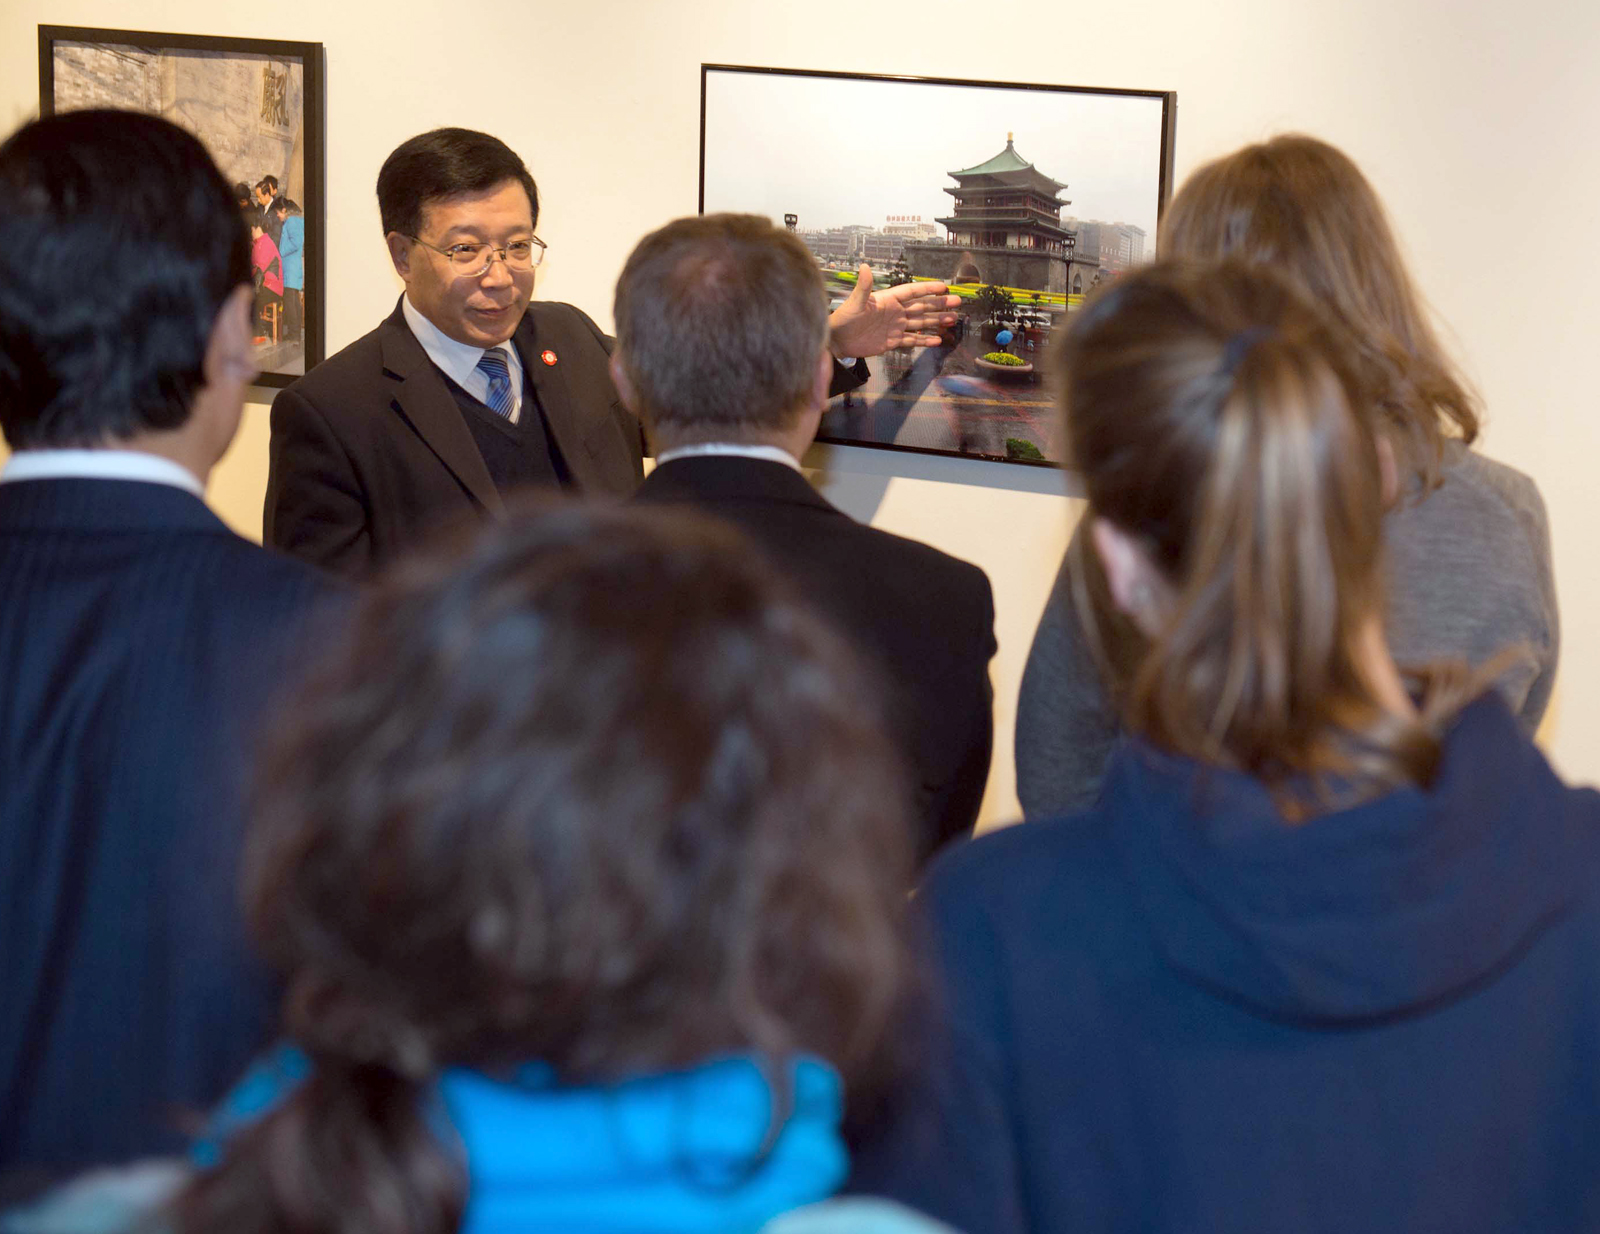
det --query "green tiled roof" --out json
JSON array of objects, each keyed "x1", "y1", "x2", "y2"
[{"x1": 949, "y1": 139, "x2": 1067, "y2": 192}]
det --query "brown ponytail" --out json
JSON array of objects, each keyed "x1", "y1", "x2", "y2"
[
  {"x1": 1059, "y1": 260, "x2": 1465, "y2": 815},
  {"x1": 179, "y1": 1063, "x2": 463, "y2": 1234}
]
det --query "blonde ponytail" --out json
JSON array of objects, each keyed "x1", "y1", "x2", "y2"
[{"x1": 1060, "y1": 260, "x2": 1460, "y2": 815}]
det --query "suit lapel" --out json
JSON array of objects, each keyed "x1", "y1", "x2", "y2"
[
  {"x1": 377, "y1": 302, "x2": 504, "y2": 516},
  {"x1": 512, "y1": 310, "x2": 594, "y2": 486}
]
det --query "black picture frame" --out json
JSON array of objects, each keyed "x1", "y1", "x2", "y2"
[
  {"x1": 701, "y1": 64, "x2": 1177, "y2": 468},
  {"x1": 39, "y1": 25, "x2": 326, "y2": 389}
]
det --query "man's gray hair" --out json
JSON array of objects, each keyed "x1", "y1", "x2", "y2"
[{"x1": 613, "y1": 213, "x2": 829, "y2": 436}]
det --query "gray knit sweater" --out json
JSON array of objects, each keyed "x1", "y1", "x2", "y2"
[{"x1": 1015, "y1": 443, "x2": 1560, "y2": 820}]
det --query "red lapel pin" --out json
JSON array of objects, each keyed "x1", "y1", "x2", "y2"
[{"x1": 541, "y1": 349, "x2": 558, "y2": 366}]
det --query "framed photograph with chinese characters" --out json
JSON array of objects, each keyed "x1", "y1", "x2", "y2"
[
  {"x1": 40, "y1": 26, "x2": 326, "y2": 387},
  {"x1": 701, "y1": 64, "x2": 1176, "y2": 466}
]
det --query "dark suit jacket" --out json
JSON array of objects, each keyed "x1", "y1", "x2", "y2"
[
  {"x1": 634, "y1": 456, "x2": 996, "y2": 863},
  {"x1": 264, "y1": 297, "x2": 646, "y2": 580},
  {"x1": 0, "y1": 478, "x2": 334, "y2": 1178}
]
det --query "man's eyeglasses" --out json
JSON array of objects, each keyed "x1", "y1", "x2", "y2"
[{"x1": 408, "y1": 235, "x2": 547, "y2": 277}]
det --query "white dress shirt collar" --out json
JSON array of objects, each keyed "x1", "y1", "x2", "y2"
[
  {"x1": 652, "y1": 442, "x2": 802, "y2": 473},
  {"x1": 0, "y1": 449, "x2": 204, "y2": 497},
  {"x1": 401, "y1": 294, "x2": 523, "y2": 423}
]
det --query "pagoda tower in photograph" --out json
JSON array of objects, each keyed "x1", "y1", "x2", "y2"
[{"x1": 904, "y1": 134, "x2": 1098, "y2": 295}]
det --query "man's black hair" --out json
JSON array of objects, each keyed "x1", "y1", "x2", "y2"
[
  {"x1": 0, "y1": 110, "x2": 251, "y2": 449},
  {"x1": 255, "y1": 174, "x2": 278, "y2": 195},
  {"x1": 376, "y1": 127, "x2": 539, "y2": 240}
]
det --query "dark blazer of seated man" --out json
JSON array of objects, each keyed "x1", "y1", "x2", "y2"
[
  {"x1": 617, "y1": 214, "x2": 996, "y2": 865},
  {"x1": 0, "y1": 112, "x2": 337, "y2": 1187},
  {"x1": 265, "y1": 127, "x2": 958, "y2": 582}
]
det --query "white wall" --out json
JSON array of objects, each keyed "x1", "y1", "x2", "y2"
[{"x1": 5, "y1": 0, "x2": 1598, "y2": 823}]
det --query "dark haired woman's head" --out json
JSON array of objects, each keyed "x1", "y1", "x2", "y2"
[
  {"x1": 269, "y1": 195, "x2": 301, "y2": 217},
  {"x1": 178, "y1": 504, "x2": 914, "y2": 1233},
  {"x1": 1160, "y1": 134, "x2": 1477, "y2": 488},
  {"x1": 0, "y1": 110, "x2": 252, "y2": 448},
  {"x1": 1059, "y1": 259, "x2": 1448, "y2": 812},
  {"x1": 248, "y1": 503, "x2": 910, "y2": 1082},
  {"x1": 376, "y1": 127, "x2": 539, "y2": 240}
]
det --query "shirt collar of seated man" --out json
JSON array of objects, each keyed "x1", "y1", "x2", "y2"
[{"x1": 614, "y1": 349, "x2": 832, "y2": 473}]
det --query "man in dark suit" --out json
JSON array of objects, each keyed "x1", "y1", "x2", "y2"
[
  {"x1": 617, "y1": 214, "x2": 997, "y2": 864},
  {"x1": 253, "y1": 174, "x2": 281, "y2": 244},
  {"x1": 265, "y1": 127, "x2": 960, "y2": 581},
  {"x1": 0, "y1": 111, "x2": 334, "y2": 1184}
]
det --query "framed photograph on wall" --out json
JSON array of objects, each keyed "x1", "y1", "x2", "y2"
[
  {"x1": 701, "y1": 65, "x2": 1176, "y2": 467},
  {"x1": 39, "y1": 25, "x2": 326, "y2": 388}
]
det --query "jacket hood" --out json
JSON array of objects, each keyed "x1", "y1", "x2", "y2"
[
  {"x1": 446, "y1": 1056, "x2": 844, "y2": 1233},
  {"x1": 194, "y1": 1047, "x2": 844, "y2": 1234},
  {"x1": 1104, "y1": 694, "x2": 1600, "y2": 1026}
]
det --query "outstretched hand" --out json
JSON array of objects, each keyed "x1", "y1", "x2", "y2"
[{"x1": 828, "y1": 263, "x2": 961, "y2": 358}]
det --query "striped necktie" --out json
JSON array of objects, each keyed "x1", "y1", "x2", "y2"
[{"x1": 475, "y1": 348, "x2": 514, "y2": 419}]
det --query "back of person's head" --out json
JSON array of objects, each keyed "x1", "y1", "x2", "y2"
[
  {"x1": 613, "y1": 213, "x2": 830, "y2": 439},
  {"x1": 178, "y1": 503, "x2": 912, "y2": 1234},
  {"x1": 0, "y1": 110, "x2": 250, "y2": 449},
  {"x1": 1060, "y1": 259, "x2": 1465, "y2": 812},
  {"x1": 1160, "y1": 134, "x2": 1477, "y2": 487},
  {"x1": 376, "y1": 127, "x2": 539, "y2": 240}
]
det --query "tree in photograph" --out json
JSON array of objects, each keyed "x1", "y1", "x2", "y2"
[
  {"x1": 974, "y1": 283, "x2": 1017, "y2": 324},
  {"x1": 1005, "y1": 436, "x2": 1046, "y2": 461},
  {"x1": 888, "y1": 255, "x2": 912, "y2": 287}
]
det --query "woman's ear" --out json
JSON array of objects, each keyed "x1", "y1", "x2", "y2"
[
  {"x1": 1376, "y1": 433, "x2": 1400, "y2": 506},
  {"x1": 1089, "y1": 516, "x2": 1166, "y2": 638}
]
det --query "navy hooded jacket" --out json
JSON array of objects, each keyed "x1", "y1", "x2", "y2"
[{"x1": 855, "y1": 694, "x2": 1600, "y2": 1233}]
